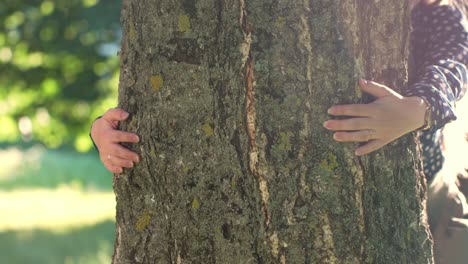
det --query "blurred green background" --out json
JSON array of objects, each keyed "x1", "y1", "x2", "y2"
[{"x1": 0, "y1": 0, "x2": 121, "y2": 263}]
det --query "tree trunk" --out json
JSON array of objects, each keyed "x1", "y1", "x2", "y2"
[{"x1": 114, "y1": 0, "x2": 433, "y2": 263}]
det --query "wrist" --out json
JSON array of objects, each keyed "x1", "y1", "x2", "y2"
[
  {"x1": 90, "y1": 117, "x2": 102, "y2": 152},
  {"x1": 405, "y1": 96, "x2": 431, "y2": 131}
]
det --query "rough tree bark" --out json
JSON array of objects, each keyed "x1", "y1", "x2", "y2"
[{"x1": 113, "y1": 0, "x2": 433, "y2": 263}]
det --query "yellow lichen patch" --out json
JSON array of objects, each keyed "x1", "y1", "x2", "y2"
[
  {"x1": 129, "y1": 22, "x2": 137, "y2": 42},
  {"x1": 192, "y1": 198, "x2": 200, "y2": 209},
  {"x1": 149, "y1": 149, "x2": 157, "y2": 159},
  {"x1": 275, "y1": 16, "x2": 285, "y2": 29},
  {"x1": 269, "y1": 232, "x2": 280, "y2": 258},
  {"x1": 319, "y1": 153, "x2": 339, "y2": 173},
  {"x1": 148, "y1": 143, "x2": 157, "y2": 159},
  {"x1": 280, "y1": 255, "x2": 286, "y2": 264},
  {"x1": 178, "y1": 15, "x2": 191, "y2": 33},
  {"x1": 167, "y1": 128, "x2": 174, "y2": 138},
  {"x1": 202, "y1": 122, "x2": 214, "y2": 137},
  {"x1": 128, "y1": 117, "x2": 138, "y2": 130},
  {"x1": 277, "y1": 131, "x2": 293, "y2": 151},
  {"x1": 317, "y1": 213, "x2": 338, "y2": 263},
  {"x1": 354, "y1": 59, "x2": 364, "y2": 99},
  {"x1": 231, "y1": 177, "x2": 237, "y2": 189},
  {"x1": 354, "y1": 82, "x2": 362, "y2": 98},
  {"x1": 150, "y1": 75, "x2": 164, "y2": 92},
  {"x1": 135, "y1": 211, "x2": 151, "y2": 232}
]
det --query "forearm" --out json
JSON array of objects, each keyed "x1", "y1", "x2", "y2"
[{"x1": 405, "y1": 4, "x2": 468, "y2": 130}]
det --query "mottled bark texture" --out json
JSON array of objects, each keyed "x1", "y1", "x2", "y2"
[{"x1": 114, "y1": 0, "x2": 433, "y2": 263}]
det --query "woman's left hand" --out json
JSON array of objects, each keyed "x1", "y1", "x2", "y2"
[{"x1": 324, "y1": 79, "x2": 428, "y2": 156}]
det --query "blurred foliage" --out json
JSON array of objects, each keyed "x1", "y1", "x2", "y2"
[{"x1": 0, "y1": 0, "x2": 122, "y2": 152}]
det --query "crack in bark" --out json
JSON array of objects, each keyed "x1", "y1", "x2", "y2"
[
  {"x1": 296, "y1": 3, "x2": 317, "y2": 263},
  {"x1": 355, "y1": 155, "x2": 367, "y2": 263},
  {"x1": 318, "y1": 213, "x2": 339, "y2": 263},
  {"x1": 112, "y1": 226, "x2": 122, "y2": 263},
  {"x1": 239, "y1": 0, "x2": 271, "y2": 228}
]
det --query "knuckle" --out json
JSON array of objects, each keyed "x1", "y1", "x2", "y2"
[
  {"x1": 340, "y1": 132, "x2": 350, "y2": 141},
  {"x1": 357, "y1": 106, "x2": 367, "y2": 116},
  {"x1": 118, "y1": 150, "x2": 130, "y2": 159},
  {"x1": 116, "y1": 146, "x2": 129, "y2": 157},
  {"x1": 121, "y1": 160, "x2": 132, "y2": 168},
  {"x1": 341, "y1": 107, "x2": 351, "y2": 116},
  {"x1": 124, "y1": 133, "x2": 134, "y2": 142},
  {"x1": 109, "y1": 158, "x2": 119, "y2": 167},
  {"x1": 349, "y1": 119, "x2": 360, "y2": 129},
  {"x1": 338, "y1": 106, "x2": 348, "y2": 115},
  {"x1": 332, "y1": 121, "x2": 342, "y2": 130},
  {"x1": 339, "y1": 132, "x2": 349, "y2": 141},
  {"x1": 104, "y1": 163, "x2": 114, "y2": 172},
  {"x1": 113, "y1": 131, "x2": 122, "y2": 141},
  {"x1": 373, "y1": 107, "x2": 384, "y2": 117},
  {"x1": 346, "y1": 133, "x2": 355, "y2": 141},
  {"x1": 111, "y1": 131, "x2": 122, "y2": 141},
  {"x1": 104, "y1": 108, "x2": 115, "y2": 117}
]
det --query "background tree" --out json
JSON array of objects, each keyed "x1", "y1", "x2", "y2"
[
  {"x1": 114, "y1": 0, "x2": 433, "y2": 263},
  {"x1": 0, "y1": 0, "x2": 121, "y2": 151}
]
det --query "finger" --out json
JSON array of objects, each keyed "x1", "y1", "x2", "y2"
[
  {"x1": 109, "y1": 130, "x2": 140, "y2": 143},
  {"x1": 110, "y1": 143, "x2": 140, "y2": 163},
  {"x1": 355, "y1": 139, "x2": 387, "y2": 156},
  {"x1": 323, "y1": 117, "x2": 371, "y2": 131},
  {"x1": 103, "y1": 154, "x2": 134, "y2": 168},
  {"x1": 333, "y1": 130, "x2": 376, "y2": 142},
  {"x1": 102, "y1": 108, "x2": 130, "y2": 122},
  {"x1": 328, "y1": 104, "x2": 374, "y2": 117},
  {"x1": 100, "y1": 153, "x2": 133, "y2": 168},
  {"x1": 103, "y1": 162, "x2": 123, "y2": 174},
  {"x1": 359, "y1": 79, "x2": 401, "y2": 99}
]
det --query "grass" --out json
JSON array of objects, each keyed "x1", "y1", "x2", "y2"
[
  {"x1": 0, "y1": 221, "x2": 115, "y2": 264},
  {"x1": 0, "y1": 187, "x2": 115, "y2": 231},
  {"x1": 0, "y1": 145, "x2": 113, "y2": 191},
  {"x1": 0, "y1": 145, "x2": 116, "y2": 264}
]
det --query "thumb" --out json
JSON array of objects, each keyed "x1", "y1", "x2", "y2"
[
  {"x1": 359, "y1": 79, "x2": 401, "y2": 99},
  {"x1": 103, "y1": 108, "x2": 130, "y2": 122}
]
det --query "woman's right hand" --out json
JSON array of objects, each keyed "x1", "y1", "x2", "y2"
[{"x1": 90, "y1": 108, "x2": 140, "y2": 174}]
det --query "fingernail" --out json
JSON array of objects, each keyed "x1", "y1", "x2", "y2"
[
  {"x1": 118, "y1": 168, "x2": 123, "y2": 173},
  {"x1": 129, "y1": 162, "x2": 134, "y2": 168},
  {"x1": 333, "y1": 133, "x2": 339, "y2": 140},
  {"x1": 327, "y1": 108, "x2": 334, "y2": 114},
  {"x1": 135, "y1": 136, "x2": 140, "y2": 142},
  {"x1": 323, "y1": 121, "x2": 330, "y2": 129},
  {"x1": 355, "y1": 150, "x2": 361, "y2": 156},
  {"x1": 121, "y1": 112, "x2": 129, "y2": 119},
  {"x1": 134, "y1": 156, "x2": 140, "y2": 163},
  {"x1": 360, "y1": 79, "x2": 367, "y2": 85}
]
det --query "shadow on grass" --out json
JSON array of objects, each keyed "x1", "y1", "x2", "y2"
[{"x1": 0, "y1": 220, "x2": 115, "y2": 264}]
